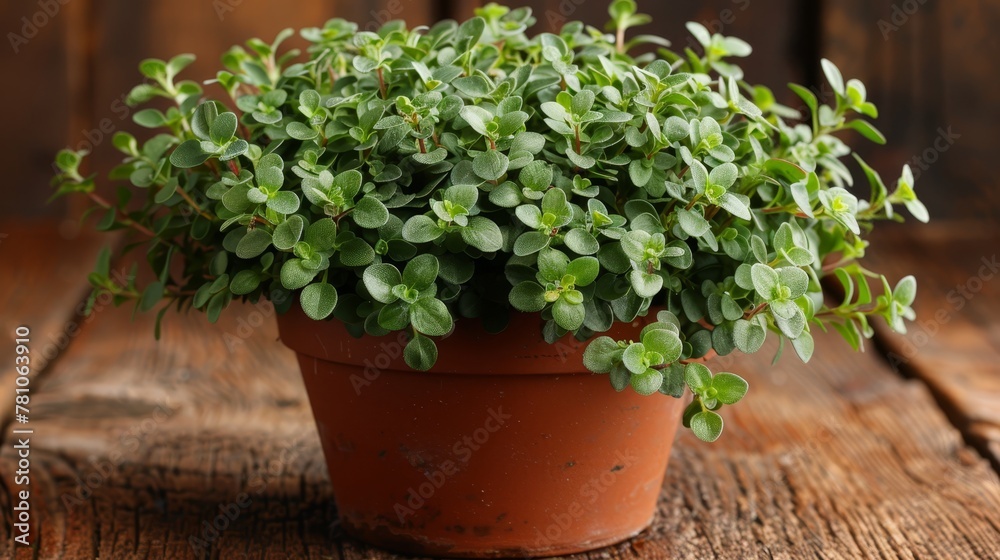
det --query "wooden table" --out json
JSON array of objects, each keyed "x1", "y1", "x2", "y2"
[{"x1": 1, "y1": 221, "x2": 998, "y2": 559}]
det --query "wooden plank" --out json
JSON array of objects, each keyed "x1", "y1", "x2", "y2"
[
  {"x1": 0, "y1": 221, "x2": 109, "y2": 421},
  {"x1": 0, "y1": 2, "x2": 73, "y2": 218},
  {"x1": 864, "y1": 223, "x2": 1000, "y2": 467},
  {"x1": 821, "y1": 1, "x2": 1000, "y2": 221},
  {"x1": 1, "y1": 291, "x2": 997, "y2": 557},
  {"x1": 0, "y1": 301, "x2": 335, "y2": 559}
]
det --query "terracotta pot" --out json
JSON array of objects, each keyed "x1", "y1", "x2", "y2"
[{"x1": 276, "y1": 305, "x2": 686, "y2": 558}]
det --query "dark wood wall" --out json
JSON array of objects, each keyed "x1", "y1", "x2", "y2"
[{"x1": 2, "y1": 0, "x2": 994, "y2": 221}]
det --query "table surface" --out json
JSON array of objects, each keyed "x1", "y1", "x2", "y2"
[{"x1": 0, "y1": 221, "x2": 998, "y2": 560}]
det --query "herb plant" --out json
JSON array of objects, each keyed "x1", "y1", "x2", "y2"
[{"x1": 52, "y1": 0, "x2": 927, "y2": 442}]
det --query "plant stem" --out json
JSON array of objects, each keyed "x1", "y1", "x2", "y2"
[
  {"x1": 173, "y1": 187, "x2": 215, "y2": 221},
  {"x1": 744, "y1": 302, "x2": 768, "y2": 319},
  {"x1": 685, "y1": 194, "x2": 702, "y2": 211},
  {"x1": 376, "y1": 67, "x2": 387, "y2": 99},
  {"x1": 87, "y1": 192, "x2": 158, "y2": 239}
]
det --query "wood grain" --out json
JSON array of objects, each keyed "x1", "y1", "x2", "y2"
[
  {"x1": 820, "y1": 1, "x2": 1000, "y2": 221},
  {"x1": 865, "y1": 223, "x2": 1000, "y2": 468},
  {"x1": 0, "y1": 1, "x2": 73, "y2": 218},
  {"x1": 0, "y1": 222, "x2": 110, "y2": 421},
  {"x1": 1, "y1": 280, "x2": 997, "y2": 558}
]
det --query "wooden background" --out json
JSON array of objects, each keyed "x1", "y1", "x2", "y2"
[{"x1": 2, "y1": 0, "x2": 997, "y2": 222}]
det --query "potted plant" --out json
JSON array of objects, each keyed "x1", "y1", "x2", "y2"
[{"x1": 51, "y1": 0, "x2": 927, "y2": 556}]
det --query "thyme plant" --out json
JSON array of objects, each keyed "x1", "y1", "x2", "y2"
[{"x1": 52, "y1": 0, "x2": 927, "y2": 441}]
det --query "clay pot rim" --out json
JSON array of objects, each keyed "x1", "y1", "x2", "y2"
[{"x1": 275, "y1": 304, "x2": 661, "y2": 376}]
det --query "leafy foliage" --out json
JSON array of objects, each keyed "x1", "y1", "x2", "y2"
[{"x1": 51, "y1": 0, "x2": 926, "y2": 442}]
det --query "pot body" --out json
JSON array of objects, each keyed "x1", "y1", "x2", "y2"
[{"x1": 277, "y1": 306, "x2": 685, "y2": 558}]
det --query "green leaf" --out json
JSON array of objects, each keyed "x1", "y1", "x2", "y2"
[
  {"x1": 519, "y1": 160, "x2": 553, "y2": 191},
  {"x1": 169, "y1": 140, "x2": 209, "y2": 168},
  {"x1": 537, "y1": 247, "x2": 569, "y2": 281},
  {"x1": 273, "y1": 216, "x2": 304, "y2": 250},
  {"x1": 677, "y1": 209, "x2": 710, "y2": 237},
  {"x1": 410, "y1": 297, "x2": 454, "y2": 336},
  {"x1": 300, "y1": 282, "x2": 338, "y2": 320},
  {"x1": 402, "y1": 254, "x2": 439, "y2": 290},
  {"x1": 230, "y1": 269, "x2": 261, "y2": 295},
  {"x1": 628, "y1": 270, "x2": 663, "y2": 298},
  {"x1": 821, "y1": 58, "x2": 845, "y2": 96},
  {"x1": 565, "y1": 149, "x2": 596, "y2": 169},
  {"x1": 267, "y1": 191, "x2": 300, "y2": 214},
  {"x1": 444, "y1": 184, "x2": 479, "y2": 209},
  {"x1": 583, "y1": 336, "x2": 620, "y2": 374},
  {"x1": 139, "y1": 281, "x2": 163, "y2": 312},
  {"x1": 404, "y1": 335, "x2": 438, "y2": 371},
  {"x1": 733, "y1": 319, "x2": 766, "y2": 353},
  {"x1": 352, "y1": 56, "x2": 378, "y2": 73},
  {"x1": 684, "y1": 362, "x2": 713, "y2": 392},
  {"x1": 287, "y1": 121, "x2": 319, "y2": 140},
  {"x1": 338, "y1": 237, "x2": 375, "y2": 267},
  {"x1": 460, "y1": 216, "x2": 503, "y2": 252},
  {"x1": 460, "y1": 106, "x2": 493, "y2": 135},
  {"x1": 133, "y1": 109, "x2": 168, "y2": 128},
  {"x1": 790, "y1": 330, "x2": 815, "y2": 363},
  {"x1": 236, "y1": 228, "x2": 272, "y2": 259},
  {"x1": 402, "y1": 215, "x2": 445, "y2": 243},
  {"x1": 777, "y1": 266, "x2": 809, "y2": 299},
  {"x1": 280, "y1": 258, "x2": 317, "y2": 290},
  {"x1": 378, "y1": 301, "x2": 410, "y2": 330},
  {"x1": 540, "y1": 188, "x2": 571, "y2": 222},
  {"x1": 690, "y1": 411, "x2": 724, "y2": 442},
  {"x1": 610, "y1": 363, "x2": 631, "y2": 391},
  {"x1": 139, "y1": 58, "x2": 167, "y2": 80},
  {"x1": 453, "y1": 75, "x2": 494, "y2": 98},
  {"x1": 622, "y1": 343, "x2": 647, "y2": 374},
  {"x1": 712, "y1": 373, "x2": 748, "y2": 404},
  {"x1": 363, "y1": 264, "x2": 402, "y2": 303},
  {"x1": 353, "y1": 196, "x2": 390, "y2": 229},
  {"x1": 631, "y1": 369, "x2": 664, "y2": 396},
  {"x1": 513, "y1": 231, "x2": 550, "y2": 256},
  {"x1": 305, "y1": 218, "x2": 337, "y2": 251},
  {"x1": 552, "y1": 297, "x2": 585, "y2": 331},
  {"x1": 210, "y1": 112, "x2": 238, "y2": 145},
  {"x1": 709, "y1": 163, "x2": 739, "y2": 189},
  {"x1": 642, "y1": 329, "x2": 682, "y2": 364},
  {"x1": 206, "y1": 290, "x2": 230, "y2": 323},
  {"x1": 750, "y1": 264, "x2": 779, "y2": 298},
  {"x1": 846, "y1": 119, "x2": 886, "y2": 144},
  {"x1": 220, "y1": 139, "x2": 249, "y2": 161},
  {"x1": 565, "y1": 257, "x2": 599, "y2": 286},
  {"x1": 894, "y1": 275, "x2": 917, "y2": 306},
  {"x1": 564, "y1": 228, "x2": 599, "y2": 255},
  {"x1": 473, "y1": 150, "x2": 509, "y2": 181},
  {"x1": 509, "y1": 281, "x2": 546, "y2": 312}
]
